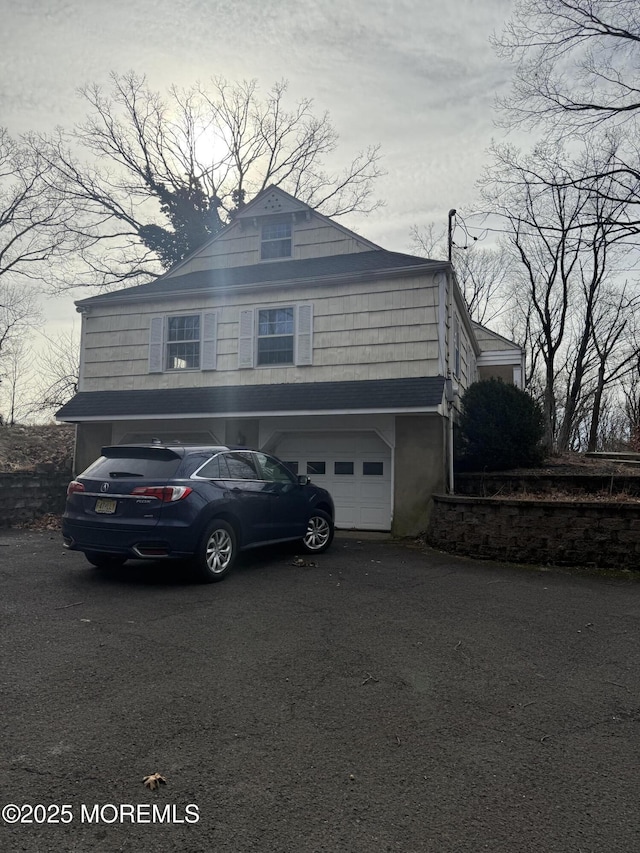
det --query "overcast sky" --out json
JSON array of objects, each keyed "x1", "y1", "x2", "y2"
[{"x1": 2, "y1": 0, "x2": 515, "y2": 337}]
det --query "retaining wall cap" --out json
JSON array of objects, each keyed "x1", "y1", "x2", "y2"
[{"x1": 433, "y1": 494, "x2": 640, "y2": 511}]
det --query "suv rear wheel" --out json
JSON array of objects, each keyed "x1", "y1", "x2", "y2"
[{"x1": 193, "y1": 519, "x2": 237, "y2": 583}]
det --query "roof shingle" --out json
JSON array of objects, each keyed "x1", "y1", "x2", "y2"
[
  {"x1": 76, "y1": 251, "x2": 445, "y2": 306},
  {"x1": 56, "y1": 376, "x2": 445, "y2": 420}
]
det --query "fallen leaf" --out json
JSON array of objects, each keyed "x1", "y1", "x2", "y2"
[{"x1": 143, "y1": 773, "x2": 167, "y2": 790}]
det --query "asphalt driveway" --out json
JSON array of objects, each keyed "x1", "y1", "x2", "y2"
[{"x1": 1, "y1": 528, "x2": 639, "y2": 852}]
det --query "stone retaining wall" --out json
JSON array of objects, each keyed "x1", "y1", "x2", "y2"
[
  {"x1": 455, "y1": 472, "x2": 640, "y2": 497},
  {"x1": 0, "y1": 471, "x2": 70, "y2": 527},
  {"x1": 428, "y1": 494, "x2": 640, "y2": 570}
]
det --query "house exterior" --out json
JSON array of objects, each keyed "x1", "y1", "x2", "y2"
[{"x1": 56, "y1": 186, "x2": 523, "y2": 536}]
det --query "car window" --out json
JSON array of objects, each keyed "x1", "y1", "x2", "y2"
[
  {"x1": 81, "y1": 454, "x2": 182, "y2": 479},
  {"x1": 222, "y1": 452, "x2": 259, "y2": 480},
  {"x1": 255, "y1": 452, "x2": 296, "y2": 483},
  {"x1": 193, "y1": 455, "x2": 224, "y2": 479}
]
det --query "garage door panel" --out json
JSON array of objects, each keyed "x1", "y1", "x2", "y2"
[
  {"x1": 360, "y1": 506, "x2": 389, "y2": 528},
  {"x1": 329, "y1": 482, "x2": 358, "y2": 501},
  {"x1": 359, "y1": 482, "x2": 389, "y2": 501}
]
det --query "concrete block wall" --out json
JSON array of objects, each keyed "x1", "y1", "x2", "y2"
[{"x1": 0, "y1": 472, "x2": 71, "y2": 527}]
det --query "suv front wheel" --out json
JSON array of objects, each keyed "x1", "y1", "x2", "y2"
[{"x1": 301, "y1": 510, "x2": 334, "y2": 554}]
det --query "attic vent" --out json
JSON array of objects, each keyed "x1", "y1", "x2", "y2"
[{"x1": 263, "y1": 193, "x2": 283, "y2": 211}]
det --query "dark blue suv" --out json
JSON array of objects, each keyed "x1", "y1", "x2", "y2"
[{"x1": 62, "y1": 444, "x2": 335, "y2": 582}]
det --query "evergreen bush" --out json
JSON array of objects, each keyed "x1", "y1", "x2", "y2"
[{"x1": 457, "y1": 378, "x2": 545, "y2": 471}]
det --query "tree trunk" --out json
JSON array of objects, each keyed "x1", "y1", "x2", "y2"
[{"x1": 587, "y1": 364, "x2": 606, "y2": 452}]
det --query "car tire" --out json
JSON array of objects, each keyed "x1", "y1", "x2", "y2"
[
  {"x1": 301, "y1": 510, "x2": 334, "y2": 554},
  {"x1": 85, "y1": 551, "x2": 127, "y2": 569},
  {"x1": 193, "y1": 519, "x2": 238, "y2": 583}
]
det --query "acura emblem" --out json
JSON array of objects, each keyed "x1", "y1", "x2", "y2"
[{"x1": 100, "y1": 483, "x2": 110, "y2": 493}]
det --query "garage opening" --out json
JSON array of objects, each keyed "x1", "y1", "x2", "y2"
[{"x1": 272, "y1": 431, "x2": 392, "y2": 531}]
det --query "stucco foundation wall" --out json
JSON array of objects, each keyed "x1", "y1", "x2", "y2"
[
  {"x1": 428, "y1": 495, "x2": 640, "y2": 569},
  {"x1": 0, "y1": 472, "x2": 70, "y2": 527},
  {"x1": 393, "y1": 414, "x2": 447, "y2": 537},
  {"x1": 74, "y1": 422, "x2": 113, "y2": 475}
]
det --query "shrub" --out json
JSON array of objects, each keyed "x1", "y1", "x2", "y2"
[{"x1": 457, "y1": 379, "x2": 545, "y2": 471}]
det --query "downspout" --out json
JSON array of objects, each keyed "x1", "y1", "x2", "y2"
[
  {"x1": 445, "y1": 378, "x2": 455, "y2": 495},
  {"x1": 72, "y1": 305, "x2": 89, "y2": 476},
  {"x1": 446, "y1": 209, "x2": 457, "y2": 495},
  {"x1": 449, "y1": 397, "x2": 455, "y2": 495}
]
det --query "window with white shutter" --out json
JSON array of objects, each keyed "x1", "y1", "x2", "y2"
[
  {"x1": 202, "y1": 312, "x2": 217, "y2": 370},
  {"x1": 148, "y1": 312, "x2": 217, "y2": 373},
  {"x1": 239, "y1": 303, "x2": 314, "y2": 369},
  {"x1": 295, "y1": 303, "x2": 313, "y2": 366},
  {"x1": 238, "y1": 309, "x2": 255, "y2": 369},
  {"x1": 149, "y1": 317, "x2": 164, "y2": 373}
]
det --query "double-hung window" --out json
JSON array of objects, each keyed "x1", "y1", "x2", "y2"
[
  {"x1": 257, "y1": 307, "x2": 294, "y2": 365},
  {"x1": 238, "y1": 303, "x2": 313, "y2": 369},
  {"x1": 149, "y1": 312, "x2": 217, "y2": 373},
  {"x1": 166, "y1": 315, "x2": 200, "y2": 370},
  {"x1": 261, "y1": 221, "x2": 292, "y2": 260}
]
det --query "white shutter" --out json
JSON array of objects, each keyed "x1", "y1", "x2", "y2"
[
  {"x1": 295, "y1": 303, "x2": 313, "y2": 366},
  {"x1": 149, "y1": 316, "x2": 164, "y2": 373},
  {"x1": 238, "y1": 309, "x2": 255, "y2": 369},
  {"x1": 202, "y1": 312, "x2": 217, "y2": 370}
]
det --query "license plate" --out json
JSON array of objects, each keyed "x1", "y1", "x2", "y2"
[{"x1": 95, "y1": 498, "x2": 117, "y2": 514}]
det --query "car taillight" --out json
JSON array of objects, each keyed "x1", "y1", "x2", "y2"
[
  {"x1": 67, "y1": 481, "x2": 85, "y2": 496},
  {"x1": 130, "y1": 486, "x2": 192, "y2": 502}
]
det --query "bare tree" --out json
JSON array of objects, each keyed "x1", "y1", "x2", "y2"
[
  {"x1": 0, "y1": 281, "x2": 39, "y2": 362},
  {"x1": 33, "y1": 73, "x2": 384, "y2": 289},
  {"x1": 584, "y1": 285, "x2": 640, "y2": 451},
  {"x1": 494, "y1": 0, "x2": 640, "y2": 239},
  {"x1": 31, "y1": 329, "x2": 80, "y2": 415},
  {"x1": 0, "y1": 128, "x2": 80, "y2": 288},
  {"x1": 0, "y1": 338, "x2": 34, "y2": 425},
  {"x1": 410, "y1": 222, "x2": 514, "y2": 325},
  {"x1": 622, "y1": 370, "x2": 640, "y2": 451},
  {"x1": 482, "y1": 139, "x2": 639, "y2": 451},
  {"x1": 494, "y1": 0, "x2": 640, "y2": 131}
]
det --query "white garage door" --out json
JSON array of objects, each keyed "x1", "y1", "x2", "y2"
[{"x1": 272, "y1": 431, "x2": 392, "y2": 531}]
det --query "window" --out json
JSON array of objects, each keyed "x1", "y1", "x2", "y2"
[
  {"x1": 149, "y1": 313, "x2": 217, "y2": 374},
  {"x1": 334, "y1": 462, "x2": 354, "y2": 475},
  {"x1": 453, "y1": 315, "x2": 460, "y2": 378},
  {"x1": 261, "y1": 221, "x2": 292, "y2": 260},
  {"x1": 257, "y1": 307, "x2": 295, "y2": 365},
  {"x1": 238, "y1": 304, "x2": 313, "y2": 369},
  {"x1": 223, "y1": 452, "x2": 259, "y2": 480},
  {"x1": 167, "y1": 315, "x2": 200, "y2": 370},
  {"x1": 307, "y1": 461, "x2": 326, "y2": 475},
  {"x1": 193, "y1": 455, "x2": 222, "y2": 479},
  {"x1": 255, "y1": 452, "x2": 296, "y2": 483},
  {"x1": 363, "y1": 462, "x2": 384, "y2": 476}
]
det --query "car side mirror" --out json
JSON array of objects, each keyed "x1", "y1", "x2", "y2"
[{"x1": 297, "y1": 474, "x2": 311, "y2": 486}]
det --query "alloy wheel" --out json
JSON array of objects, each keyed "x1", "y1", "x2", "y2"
[
  {"x1": 205, "y1": 528, "x2": 233, "y2": 573},
  {"x1": 304, "y1": 515, "x2": 331, "y2": 551}
]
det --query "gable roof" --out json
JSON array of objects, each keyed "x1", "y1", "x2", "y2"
[
  {"x1": 162, "y1": 184, "x2": 381, "y2": 280},
  {"x1": 233, "y1": 185, "x2": 312, "y2": 219},
  {"x1": 56, "y1": 376, "x2": 446, "y2": 420},
  {"x1": 76, "y1": 250, "x2": 448, "y2": 307},
  {"x1": 472, "y1": 321, "x2": 524, "y2": 353}
]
